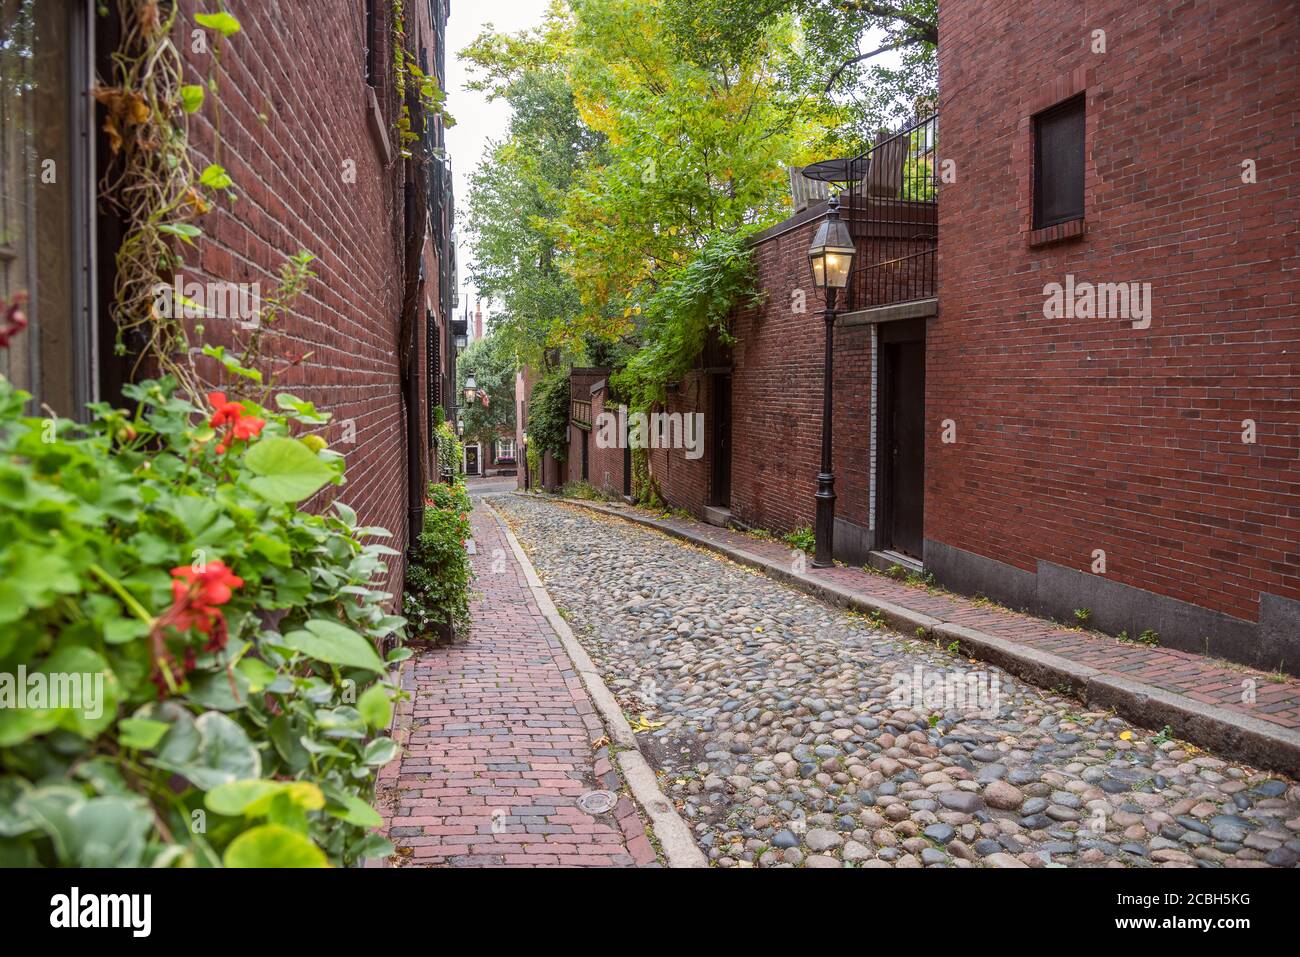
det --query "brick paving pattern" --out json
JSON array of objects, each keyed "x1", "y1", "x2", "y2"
[
  {"x1": 377, "y1": 505, "x2": 656, "y2": 867},
  {"x1": 583, "y1": 503, "x2": 1300, "y2": 731}
]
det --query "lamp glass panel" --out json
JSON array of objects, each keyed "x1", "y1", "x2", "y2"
[
  {"x1": 824, "y1": 251, "x2": 853, "y2": 288},
  {"x1": 810, "y1": 253, "x2": 826, "y2": 288}
]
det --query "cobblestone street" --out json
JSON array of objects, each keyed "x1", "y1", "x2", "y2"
[{"x1": 494, "y1": 494, "x2": 1300, "y2": 868}]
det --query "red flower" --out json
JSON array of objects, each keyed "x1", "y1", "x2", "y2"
[
  {"x1": 208, "y1": 391, "x2": 244, "y2": 427},
  {"x1": 150, "y1": 559, "x2": 244, "y2": 697},
  {"x1": 0, "y1": 292, "x2": 28, "y2": 349},
  {"x1": 231, "y1": 414, "x2": 266, "y2": 441},
  {"x1": 207, "y1": 392, "x2": 265, "y2": 453},
  {"x1": 166, "y1": 560, "x2": 243, "y2": 641},
  {"x1": 171, "y1": 559, "x2": 244, "y2": 614}
]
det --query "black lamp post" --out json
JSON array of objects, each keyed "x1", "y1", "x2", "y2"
[{"x1": 807, "y1": 194, "x2": 856, "y2": 568}]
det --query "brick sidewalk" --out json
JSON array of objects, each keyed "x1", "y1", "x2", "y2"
[
  {"x1": 376, "y1": 505, "x2": 657, "y2": 867},
  {"x1": 569, "y1": 500, "x2": 1300, "y2": 733}
]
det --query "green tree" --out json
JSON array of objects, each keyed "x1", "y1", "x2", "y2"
[
  {"x1": 455, "y1": 331, "x2": 516, "y2": 450},
  {"x1": 462, "y1": 11, "x2": 602, "y2": 370},
  {"x1": 526, "y1": 368, "x2": 570, "y2": 462},
  {"x1": 662, "y1": 0, "x2": 937, "y2": 144}
]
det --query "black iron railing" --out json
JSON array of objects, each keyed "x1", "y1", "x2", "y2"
[{"x1": 841, "y1": 112, "x2": 938, "y2": 311}]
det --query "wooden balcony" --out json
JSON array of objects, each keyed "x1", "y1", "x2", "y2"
[{"x1": 571, "y1": 398, "x2": 592, "y2": 428}]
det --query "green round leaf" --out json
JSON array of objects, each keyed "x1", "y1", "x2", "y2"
[
  {"x1": 223, "y1": 824, "x2": 329, "y2": 868},
  {"x1": 244, "y1": 437, "x2": 336, "y2": 504},
  {"x1": 357, "y1": 683, "x2": 393, "y2": 730},
  {"x1": 207, "y1": 780, "x2": 324, "y2": 817},
  {"x1": 325, "y1": 791, "x2": 383, "y2": 828},
  {"x1": 362, "y1": 737, "x2": 399, "y2": 766},
  {"x1": 281, "y1": 620, "x2": 385, "y2": 673},
  {"x1": 194, "y1": 11, "x2": 242, "y2": 36},
  {"x1": 180, "y1": 84, "x2": 206, "y2": 113},
  {"x1": 118, "y1": 718, "x2": 171, "y2": 751}
]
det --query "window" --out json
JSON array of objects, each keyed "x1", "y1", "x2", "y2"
[
  {"x1": 0, "y1": 0, "x2": 95, "y2": 416},
  {"x1": 496, "y1": 437, "x2": 516, "y2": 462},
  {"x1": 1033, "y1": 96, "x2": 1085, "y2": 229}
]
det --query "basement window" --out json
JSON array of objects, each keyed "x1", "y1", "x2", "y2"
[{"x1": 1033, "y1": 95, "x2": 1085, "y2": 229}]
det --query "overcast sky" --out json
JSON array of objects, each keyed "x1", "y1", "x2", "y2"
[{"x1": 445, "y1": 0, "x2": 554, "y2": 327}]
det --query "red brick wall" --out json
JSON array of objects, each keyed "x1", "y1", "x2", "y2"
[
  {"x1": 935, "y1": 0, "x2": 1300, "y2": 623},
  {"x1": 647, "y1": 213, "x2": 882, "y2": 540},
  {"x1": 646, "y1": 375, "x2": 714, "y2": 515},
  {"x1": 724, "y1": 216, "x2": 877, "y2": 536},
  {"x1": 589, "y1": 386, "x2": 626, "y2": 497},
  {"x1": 171, "y1": 0, "x2": 449, "y2": 594},
  {"x1": 565, "y1": 368, "x2": 606, "y2": 485}
]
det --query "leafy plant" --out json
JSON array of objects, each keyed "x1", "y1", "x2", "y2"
[
  {"x1": 563, "y1": 480, "x2": 607, "y2": 502},
  {"x1": 527, "y1": 368, "x2": 570, "y2": 462},
  {"x1": 1119, "y1": 629, "x2": 1160, "y2": 647},
  {"x1": 610, "y1": 231, "x2": 762, "y2": 413},
  {"x1": 782, "y1": 526, "x2": 815, "y2": 553},
  {"x1": 403, "y1": 481, "x2": 473, "y2": 639},
  {"x1": 1074, "y1": 608, "x2": 1092, "y2": 627},
  {"x1": 435, "y1": 420, "x2": 464, "y2": 479},
  {"x1": 0, "y1": 377, "x2": 406, "y2": 867},
  {"x1": 96, "y1": 2, "x2": 242, "y2": 398}
]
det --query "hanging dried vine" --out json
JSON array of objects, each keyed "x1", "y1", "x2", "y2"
[
  {"x1": 95, "y1": 0, "x2": 257, "y2": 404},
  {"x1": 95, "y1": 0, "x2": 208, "y2": 397}
]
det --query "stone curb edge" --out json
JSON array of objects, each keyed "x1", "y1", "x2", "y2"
[
  {"x1": 548, "y1": 494, "x2": 1300, "y2": 779},
  {"x1": 489, "y1": 500, "x2": 709, "y2": 868}
]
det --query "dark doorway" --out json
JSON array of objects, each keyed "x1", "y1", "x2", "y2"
[
  {"x1": 465, "y1": 444, "x2": 479, "y2": 476},
  {"x1": 580, "y1": 428, "x2": 589, "y2": 481},
  {"x1": 622, "y1": 433, "x2": 632, "y2": 496},
  {"x1": 877, "y1": 320, "x2": 926, "y2": 559},
  {"x1": 711, "y1": 374, "x2": 732, "y2": 507}
]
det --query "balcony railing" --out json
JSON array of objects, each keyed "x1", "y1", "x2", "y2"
[
  {"x1": 841, "y1": 112, "x2": 938, "y2": 312},
  {"x1": 571, "y1": 398, "x2": 592, "y2": 427}
]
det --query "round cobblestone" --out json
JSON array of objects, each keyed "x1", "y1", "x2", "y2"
[{"x1": 495, "y1": 496, "x2": 1300, "y2": 868}]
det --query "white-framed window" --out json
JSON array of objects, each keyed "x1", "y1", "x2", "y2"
[{"x1": 495, "y1": 437, "x2": 516, "y2": 461}]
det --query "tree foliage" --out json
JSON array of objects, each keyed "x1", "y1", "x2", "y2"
[
  {"x1": 464, "y1": 0, "x2": 827, "y2": 396},
  {"x1": 662, "y1": 0, "x2": 937, "y2": 142},
  {"x1": 612, "y1": 232, "x2": 761, "y2": 412},
  {"x1": 463, "y1": 0, "x2": 936, "y2": 417},
  {"x1": 462, "y1": 13, "x2": 601, "y2": 370},
  {"x1": 455, "y1": 332, "x2": 516, "y2": 446},
  {"x1": 526, "y1": 369, "x2": 571, "y2": 461}
]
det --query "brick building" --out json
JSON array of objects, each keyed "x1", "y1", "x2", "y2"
[
  {"x1": 2, "y1": 0, "x2": 458, "y2": 592},
  {"x1": 580, "y1": 0, "x2": 1297, "y2": 672}
]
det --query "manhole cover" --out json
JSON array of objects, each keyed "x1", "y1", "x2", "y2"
[{"x1": 577, "y1": 790, "x2": 618, "y2": 815}]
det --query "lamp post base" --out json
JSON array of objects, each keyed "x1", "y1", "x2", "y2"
[{"x1": 812, "y1": 473, "x2": 836, "y2": 567}]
